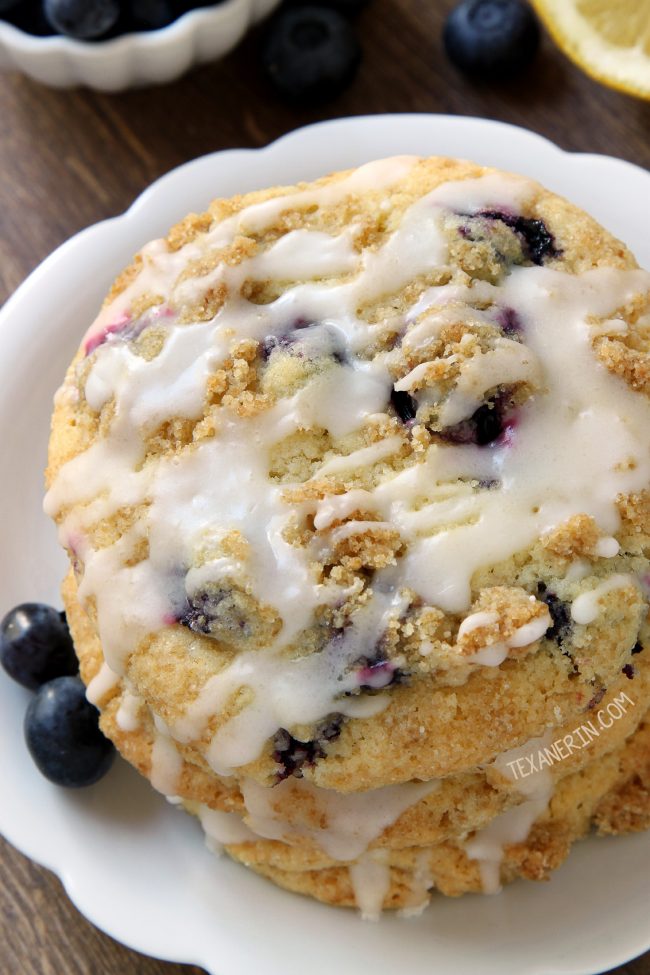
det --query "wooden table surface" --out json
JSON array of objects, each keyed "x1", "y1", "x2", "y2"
[{"x1": 1, "y1": 0, "x2": 649, "y2": 971}]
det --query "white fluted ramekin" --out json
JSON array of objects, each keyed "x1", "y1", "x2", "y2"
[{"x1": 0, "y1": 0, "x2": 279, "y2": 90}]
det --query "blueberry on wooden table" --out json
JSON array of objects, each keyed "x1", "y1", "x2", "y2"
[
  {"x1": 0, "y1": 602, "x2": 78, "y2": 690},
  {"x1": 262, "y1": 5, "x2": 362, "y2": 104},
  {"x1": 24, "y1": 676, "x2": 115, "y2": 787},
  {"x1": 443, "y1": 0, "x2": 540, "y2": 79}
]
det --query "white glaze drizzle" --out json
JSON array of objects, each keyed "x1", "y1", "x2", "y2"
[
  {"x1": 349, "y1": 852, "x2": 391, "y2": 921},
  {"x1": 195, "y1": 774, "x2": 437, "y2": 918},
  {"x1": 459, "y1": 609, "x2": 552, "y2": 667},
  {"x1": 571, "y1": 573, "x2": 638, "y2": 625},
  {"x1": 149, "y1": 729, "x2": 183, "y2": 796},
  {"x1": 565, "y1": 558, "x2": 591, "y2": 582},
  {"x1": 239, "y1": 775, "x2": 438, "y2": 861},
  {"x1": 115, "y1": 688, "x2": 142, "y2": 732},
  {"x1": 465, "y1": 795, "x2": 549, "y2": 894},
  {"x1": 457, "y1": 611, "x2": 499, "y2": 636},
  {"x1": 85, "y1": 661, "x2": 120, "y2": 706},
  {"x1": 466, "y1": 732, "x2": 554, "y2": 893},
  {"x1": 398, "y1": 850, "x2": 434, "y2": 917},
  {"x1": 595, "y1": 536, "x2": 620, "y2": 558},
  {"x1": 197, "y1": 806, "x2": 257, "y2": 854}
]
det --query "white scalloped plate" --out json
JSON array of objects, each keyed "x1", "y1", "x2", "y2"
[{"x1": 1, "y1": 115, "x2": 649, "y2": 975}]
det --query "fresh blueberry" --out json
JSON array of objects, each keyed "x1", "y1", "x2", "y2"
[
  {"x1": 262, "y1": 6, "x2": 362, "y2": 104},
  {"x1": 44, "y1": 0, "x2": 120, "y2": 39},
  {"x1": 390, "y1": 388, "x2": 418, "y2": 424},
  {"x1": 273, "y1": 714, "x2": 343, "y2": 780},
  {"x1": 0, "y1": 603, "x2": 78, "y2": 691},
  {"x1": 537, "y1": 584, "x2": 573, "y2": 647},
  {"x1": 443, "y1": 0, "x2": 540, "y2": 80},
  {"x1": 24, "y1": 676, "x2": 114, "y2": 788}
]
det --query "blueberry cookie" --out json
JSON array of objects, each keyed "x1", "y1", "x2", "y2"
[{"x1": 46, "y1": 156, "x2": 650, "y2": 914}]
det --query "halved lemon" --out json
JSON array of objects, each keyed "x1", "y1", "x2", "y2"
[{"x1": 531, "y1": 0, "x2": 650, "y2": 99}]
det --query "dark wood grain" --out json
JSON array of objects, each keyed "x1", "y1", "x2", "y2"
[{"x1": 1, "y1": 0, "x2": 649, "y2": 971}]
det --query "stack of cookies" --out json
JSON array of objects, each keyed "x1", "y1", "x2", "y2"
[{"x1": 45, "y1": 156, "x2": 650, "y2": 915}]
